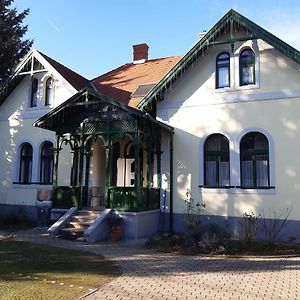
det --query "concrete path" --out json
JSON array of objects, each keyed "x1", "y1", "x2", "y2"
[{"x1": 11, "y1": 229, "x2": 300, "y2": 300}]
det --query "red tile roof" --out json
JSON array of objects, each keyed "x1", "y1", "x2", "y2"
[
  {"x1": 92, "y1": 56, "x2": 182, "y2": 107},
  {"x1": 38, "y1": 51, "x2": 90, "y2": 91}
]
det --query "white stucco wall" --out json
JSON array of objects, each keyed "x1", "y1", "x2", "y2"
[
  {"x1": 158, "y1": 35, "x2": 300, "y2": 222},
  {"x1": 0, "y1": 64, "x2": 76, "y2": 208}
]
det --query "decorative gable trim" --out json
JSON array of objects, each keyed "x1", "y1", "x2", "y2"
[
  {"x1": 0, "y1": 49, "x2": 86, "y2": 106},
  {"x1": 138, "y1": 9, "x2": 300, "y2": 109}
]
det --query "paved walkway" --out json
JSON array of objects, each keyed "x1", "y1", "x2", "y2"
[{"x1": 8, "y1": 229, "x2": 300, "y2": 300}]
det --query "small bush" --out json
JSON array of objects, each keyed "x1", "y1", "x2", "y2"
[
  {"x1": 198, "y1": 223, "x2": 230, "y2": 253},
  {"x1": 261, "y1": 207, "x2": 292, "y2": 243},
  {"x1": 238, "y1": 212, "x2": 260, "y2": 243}
]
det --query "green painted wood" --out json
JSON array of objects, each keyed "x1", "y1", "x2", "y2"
[
  {"x1": 108, "y1": 187, "x2": 160, "y2": 212},
  {"x1": 104, "y1": 144, "x2": 111, "y2": 207},
  {"x1": 52, "y1": 135, "x2": 61, "y2": 187},
  {"x1": 52, "y1": 186, "x2": 81, "y2": 209}
]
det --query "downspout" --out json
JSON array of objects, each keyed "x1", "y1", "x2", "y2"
[{"x1": 169, "y1": 131, "x2": 174, "y2": 232}]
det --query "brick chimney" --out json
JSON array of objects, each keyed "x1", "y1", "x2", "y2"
[{"x1": 133, "y1": 43, "x2": 149, "y2": 63}]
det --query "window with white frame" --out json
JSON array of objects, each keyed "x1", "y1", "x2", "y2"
[
  {"x1": 45, "y1": 77, "x2": 53, "y2": 106},
  {"x1": 19, "y1": 143, "x2": 33, "y2": 184},
  {"x1": 216, "y1": 52, "x2": 230, "y2": 89},
  {"x1": 30, "y1": 78, "x2": 38, "y2": 107},
  {"x1": 239, "y1": 49, "x2": 255, "y2": 86},
  {"x1": 240, "y1": 132, "x2": 269, "y2": 188},
  {"x1": 40, "y1": 141, "x2": 54, "y2": 184},
  {"x1": 204, "y1": 134, "x2": 230, "y2": 187}
]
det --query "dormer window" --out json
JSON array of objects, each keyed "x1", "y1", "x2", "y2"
[
  {"x1": 240, "y1": 49, "x2": 255, "y2": 86},
  {"x1": 30, "y1": 78, "x2": 38, "y2": 107},
  {"x1": 216, "y1": 52, "x2": 230, "y2": 89},
  {"x1": 45, "y1": 77, "x2": 53, "y2": 106}
]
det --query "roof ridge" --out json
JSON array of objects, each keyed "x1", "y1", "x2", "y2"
[{"x1": 91, "y1": 55, "x2": 182, "y2": 82}]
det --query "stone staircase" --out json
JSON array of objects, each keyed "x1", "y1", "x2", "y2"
[{"x1": 59, "y1": 210, "x2": 101, "y2": 240}]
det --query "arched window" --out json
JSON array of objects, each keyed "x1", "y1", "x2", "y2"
[
  {"x1": 239, "y1": 49, "x2": 255, "y2": 86},
  {"x1": 40, "y1": 142, "x2": 54, "y2": 184},
  {"x1": 45, "y1": 78, "x2": 53, "y2": 106},
  {"x1": 19, "y1": 143, "x2": 33, "y2": 184},
  {"x1": 204, "y1": 134, "x2": 230, "y2": 187},
  {"x1": 240, "y1": 132, "x2": 269, "y2": 188},
  {"x1": 216, "y1": 52, "x2": 230, "y2": 88},
  {"x1": 30, "y1": 78, "x2": 38, "y2": 107}
]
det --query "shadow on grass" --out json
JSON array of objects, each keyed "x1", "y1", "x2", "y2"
[{"x1": 0, "y1": 240, "x2": 120, "y2": 282}]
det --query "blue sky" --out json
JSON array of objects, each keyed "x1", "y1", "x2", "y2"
[{"x1": 14, "y1": 0, "x2": 300, "y2": 79}]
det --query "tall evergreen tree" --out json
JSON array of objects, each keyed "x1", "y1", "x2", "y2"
[{"x1": 0, "y1": 0, "x2": 33, "y2": 82}]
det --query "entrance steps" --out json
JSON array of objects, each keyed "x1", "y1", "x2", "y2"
[{"x1": 59, "y1": 210, "x2": 101, "y2": 240}]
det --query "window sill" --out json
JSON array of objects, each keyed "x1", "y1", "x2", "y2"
[
  {"x1": 199, "y1": 186, "x2": 236, "y2": 194},
  {"x1": 199, "y1": 185, "x2": 275, "y2": 195},
  {"x1": 236, "y1": 83, "x2": 260, "y2": 91},
  {"x1": 213, "y1": 87, "x2": 234, "y2": 94},
  {"x1": 13, "y1": 182, "x2": 53, "y2": 189}
]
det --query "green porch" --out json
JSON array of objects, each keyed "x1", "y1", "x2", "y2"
[{"x1": 34, "y1": 88, "x2": 173, "y2": 212}]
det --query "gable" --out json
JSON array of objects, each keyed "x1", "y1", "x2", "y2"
[
  {"x1": 138, "y1": 9, "x2": 300, "y2": 110},
  {"x1": 0, "y1": 49, "x2": 90, "y2": 107}
]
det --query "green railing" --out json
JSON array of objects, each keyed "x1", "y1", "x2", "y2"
[
  {"x1": 52, "y1": 186, "x2": 85, "y2": 209},
  {"x1": 53, "y1": 186, "x2": 160, "y2": 212},
  {"x1": 108, "y1": 187, "x2": 160, "y2": 212}
]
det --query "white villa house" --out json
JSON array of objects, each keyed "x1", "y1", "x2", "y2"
[{"x1": 1, "y1": 10, "x2": 300, "y2": 241}]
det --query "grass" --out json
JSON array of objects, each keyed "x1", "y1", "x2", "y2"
[{"x1": 0, "y1": 240, "x2": 119, "y2": 300}]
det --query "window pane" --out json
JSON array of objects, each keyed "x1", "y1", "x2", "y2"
[
  {"x1": 204, "y1": 134, "x2": 230, "y2": 187},
  {"x1": 20, "y1": 143, "x2": 33, "y2": 183},
  {"x1": 206, "y1": 160, "x2": 217, "y2": 186},
  {"x1": 45, "y1": 78, "x2": 53, "y2": 106},
  {"x1": 31, "y1": 79, "x2": 38, "y2": 107},
  {"x1": 240, "y1": 132, "x2": 269, "y2": 188},
  {"x1": 240, "y1": 49, "x2": 255, "y2": 86},
  {"x1": 219, "y1": 161, "x2": 230, "y2": 186},
  {"x1": 216, "y1": 53, "x2": 230, "y2": 88},
  {"x1": 205, "y1": 134, "x2": 229, "y2": 151},
  {"x1": 256, "y1": 154, "x2": 269, "y2": 187},
  {"x1": 241, "y1": 159, "x2": 253, "y2": 187},
  {"x1": 241, "y1": 132, "x2": 268, "y2": 151},
  {"x1": 40, "y1": 142, "x2": 54, "y2": 184},
  {"x1": 218, "y1": 67, "x2": 229, "y2": 88}
]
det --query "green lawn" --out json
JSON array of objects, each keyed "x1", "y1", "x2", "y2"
[{"x1": 0, "y1": 240, "x2": 119, "y2": 300}]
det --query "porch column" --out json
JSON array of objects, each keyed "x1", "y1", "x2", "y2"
[
  {"x1": 104, "y1": 143, "x2": 112, "y2": 207},
  {"x1": 84, "y1": 148, "x2": 91, "y2": 207},
  {"x1": 52, "y1": 135, "x2": 61, "y2": 187},
  {"x1": 77, "y1": 126, "x2": 85, "y2": 209},
  {"x1": 157, "y1": 130, "x2": 162, "y2": 188},
  {"x1": 70, "y1": 147, "x2": 79, "y2": 187},
  {"x1": 146, "y1": 138, "x2": 152, "y2": 188},
  {"x1": 134, "y1": 124, "x2": 141, "y2": 188}
]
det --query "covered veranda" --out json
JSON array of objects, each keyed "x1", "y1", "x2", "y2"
[{"x1": 34, "y1": 88, "x2": 173, "y2": 212}]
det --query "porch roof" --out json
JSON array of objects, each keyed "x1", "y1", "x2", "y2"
[{"x1": 33, "y1": 87, "x2": 174, "y2": 133}]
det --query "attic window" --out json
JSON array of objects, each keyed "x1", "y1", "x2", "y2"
[
  {"x1": 30, "y1": 78, "x2": 38, "y2": 107},
  {"x1": 216, "y1": 52, "x2": 230, "y2": 89},
  {"x1": 131, "y1": 83, "x2": 155, "y2": 99},
  {"x1": 45, "y1": 78, "x2": 53, "y2": 106},
  {"x1": 239, "y1": 49, "x2": 255, "y2": 86}
]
